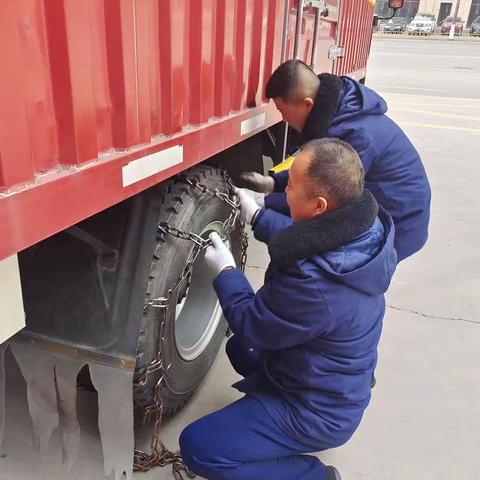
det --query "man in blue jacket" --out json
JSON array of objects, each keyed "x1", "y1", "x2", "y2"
[
  {"x1": 243, "y1": 59, "x2": 430, "y2": 262},
  {"x1": 180, "y1": 139, "x2": 397, "y2": 480}
]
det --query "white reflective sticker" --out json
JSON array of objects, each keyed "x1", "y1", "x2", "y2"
[
  {"x1": 241, "y1": 113, "x2": 266, "y2": 136},
  {"x1": 122, "y1": 145, "x2": 183, "y2": 187},
  {"x1": 0, "y1": 255, "x2": 25, "y2": 344}
]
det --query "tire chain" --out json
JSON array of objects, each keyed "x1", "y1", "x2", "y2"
[{"x1": 133, "y1": 170, "x2": 248, "y2": 477}]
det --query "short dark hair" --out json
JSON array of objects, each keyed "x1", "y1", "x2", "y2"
[
  {"x1": 266, "y1": 59, "x2": 319, "y2": 103},
  {"x1": 301, "y1": 138, "x2": 364, "y2": 208}
]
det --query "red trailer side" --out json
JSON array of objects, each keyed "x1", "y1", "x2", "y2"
[
  {"x1": 0, "y1": 0, "x2": 286, "y2": 261},
  {"x1": 335, "y1": 0, "x2": 375, "y2": 80}
]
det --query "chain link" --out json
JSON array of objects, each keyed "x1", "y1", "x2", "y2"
[{"x1": 133, "y1": 170, "x2": 248, "y2": 477}]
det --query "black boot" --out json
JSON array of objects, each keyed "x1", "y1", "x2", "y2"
[{"x1": 326, "y1": 465, "x2": 342, "y2": 480}]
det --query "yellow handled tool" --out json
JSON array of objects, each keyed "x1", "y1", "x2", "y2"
[{"x1": 268, "y1": 155, "x2": 296, "y2": 175}]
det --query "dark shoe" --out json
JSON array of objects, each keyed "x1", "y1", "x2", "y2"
[{"x1": 326, "y1": 465, "x2": 342, "y2": 480}]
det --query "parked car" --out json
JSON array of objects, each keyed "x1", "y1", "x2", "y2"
[
  {"x1": 407, "y1": 19, "x2": 434, "y2": 35},
  {"x1": 384, "y1": 17, "x2": 408, "y2": 33},
  {"x1": 415, "y1": 13, "x2": 436, "y2": 22},
  {"x1": 441, "y1": 16, "x2": 464, "y2": 35},
  {"x1": 375, "y1": 18, "x2": 388, "y2": 32},
  {"x1": 470, "y1": 16, "x2": 480, "y2": 36},
  {"x1": 411, "y1": 13, "x2": 436, "y2": 33},
  {"x1": 414, "y1": 13, "x2": 436, "y2": 24}
]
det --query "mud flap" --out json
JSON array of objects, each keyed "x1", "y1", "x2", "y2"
[
  {"x1": 90, "y1": 363, "x2": 134, "y2": 480},
  {"x1": 3, "y1": 342, "x2": 134, "y2": 480},
  {"x1": 10, "y1": 343, "x2": 59, "y2": 453},
  {"x1": 55, "y1": 356, "x2": 83, "y2": 469}
]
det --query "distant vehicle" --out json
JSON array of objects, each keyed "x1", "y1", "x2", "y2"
[
  {"x1": 470, "y1": 16, "x2": 480, "y2": 36},
  {"x1": 376, "y1": 18, "x2": 389, "y2": 31},
  {"x1": 441, "y1": 16, "x2": 464, "y2": 35},
  {"x1": 373, "y1": 15, "x2": 382, "y2": 32},
  {"x1": 414, "y1": 13, "x2": 436, "y2": 22},
  {"x1": 411, "y1": 13, "x2": 437, "y2": 33},
  {"x1": 384, "y1": 17, "x2": 408, "y2": 33},
  {"x1": 407, "y1": 19, "x2": 435, "y2": 35}
]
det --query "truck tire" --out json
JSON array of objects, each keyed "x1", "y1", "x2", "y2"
[{"x1": 133, "y1": 165, "x2": 241, "y2": 423}]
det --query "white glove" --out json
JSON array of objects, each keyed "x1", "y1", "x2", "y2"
[
  {"x1": 243, "y1": 189, "x2": 265, "y2": 208},
  {"x1": 236, "y1": 188, "x2": 262, "y2": 225},
  {"x1": 205, "y1": 232, "x2": 236, "y2": 276},
  {"x1": 240, "y1": 172, "x2": 275, "y2": 194}
]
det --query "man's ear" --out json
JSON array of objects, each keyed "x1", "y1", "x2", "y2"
[
  {"x1": 304, "y1": 97, "x2": 314, "y2": 112},
  {"x1": 314, "y1": 196, "x2": 328, "y2": 216}
]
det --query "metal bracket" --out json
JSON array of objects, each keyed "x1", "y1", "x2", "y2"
[
  {"x1": 147, "y1": 297, "x2": 169, "y2": 309},
  {"x1": 65, "y1": 226, "x2": 119, "y2": 271},
  {"x1": 328, "y1": 45, "x2": 344, "y2": 61}
]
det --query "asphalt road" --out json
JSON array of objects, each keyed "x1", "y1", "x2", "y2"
[{"x1": 368, "y1": 37, "x2": 480, "y2": 99}]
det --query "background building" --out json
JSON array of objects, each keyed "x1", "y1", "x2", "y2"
[
  {"x1": 375, "y1": 0, "x2": 480, "y2": 26},
  {"x1": 418, "y1": 0, "x2": 480, "y2": 25}
]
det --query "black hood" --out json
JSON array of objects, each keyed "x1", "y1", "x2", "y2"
[{"x1": 300, "y1": 73, "x2": 344, "y2": 143}]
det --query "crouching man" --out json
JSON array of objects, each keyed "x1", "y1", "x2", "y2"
[{"x1": 179, "y1": 138, "x2": 397, "y2": 480}]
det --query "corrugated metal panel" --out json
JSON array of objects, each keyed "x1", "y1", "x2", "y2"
[
  {"x1": 334, "y1": 0, "x2": 374, "y2": 79},
  {"x1": 0, "y1": 0, "x2": 288, "y2": 260},
  {"x1": 0, "y1": 0, "x2": 285, "y2": 192},
  {"x1": 0, "y1": 1, "x2": 58, "y2": 188}
]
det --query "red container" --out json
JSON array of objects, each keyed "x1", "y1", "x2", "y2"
[
  {"x1": 334, "y1": 0, "x2": 375, "y2": 79},
  {"x1": 0, "y1": 0, "x2": 374, "y2": 261}
]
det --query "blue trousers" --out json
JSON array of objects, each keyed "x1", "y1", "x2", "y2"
[{"x1": 179, "y1": 336, "x2": 330, "y2": 480}]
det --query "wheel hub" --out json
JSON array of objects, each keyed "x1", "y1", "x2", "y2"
[{"x1": 174, "y1": 221, "x2": 226, "y2": 361}]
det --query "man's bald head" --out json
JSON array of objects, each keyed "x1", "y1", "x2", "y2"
[
  {"x1": 266, "y1": 59, "x2": 320, "y2": 103},
  {"x1": 302, "y1": 138, "x2": 364, "y2": 209},
  {"x1": 285, "y1": 138, "x2": 365, "y2": 222}
]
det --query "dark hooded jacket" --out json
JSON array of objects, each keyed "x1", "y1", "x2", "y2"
[
  {"x1": 213, "y1": 192, "x2": 397, "y2": 446},
  {"x1": 265, "y1": 75, "x2": 431, "y2": 261}
]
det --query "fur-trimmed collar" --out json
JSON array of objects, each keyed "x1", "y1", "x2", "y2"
[
  {"x1": 268, "y1": 190, "x2": 379, "y2": 267},
  {"x1": 301, "y1": 73, "x2": 344, "y2": 143}
]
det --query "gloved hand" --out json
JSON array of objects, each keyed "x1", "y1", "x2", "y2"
[
  {"x1": 236, "y1": 188, "x2": 262, "y2": 225},
  {"x1": 243, "y1": 189, "x2": 265, "y2": 208},
  {"x1": 205, "y1": 232, "x2": 236, "y2": 276},
  {"x1": 240, "y1": 172, "x2": 275, "y2": 194}
]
